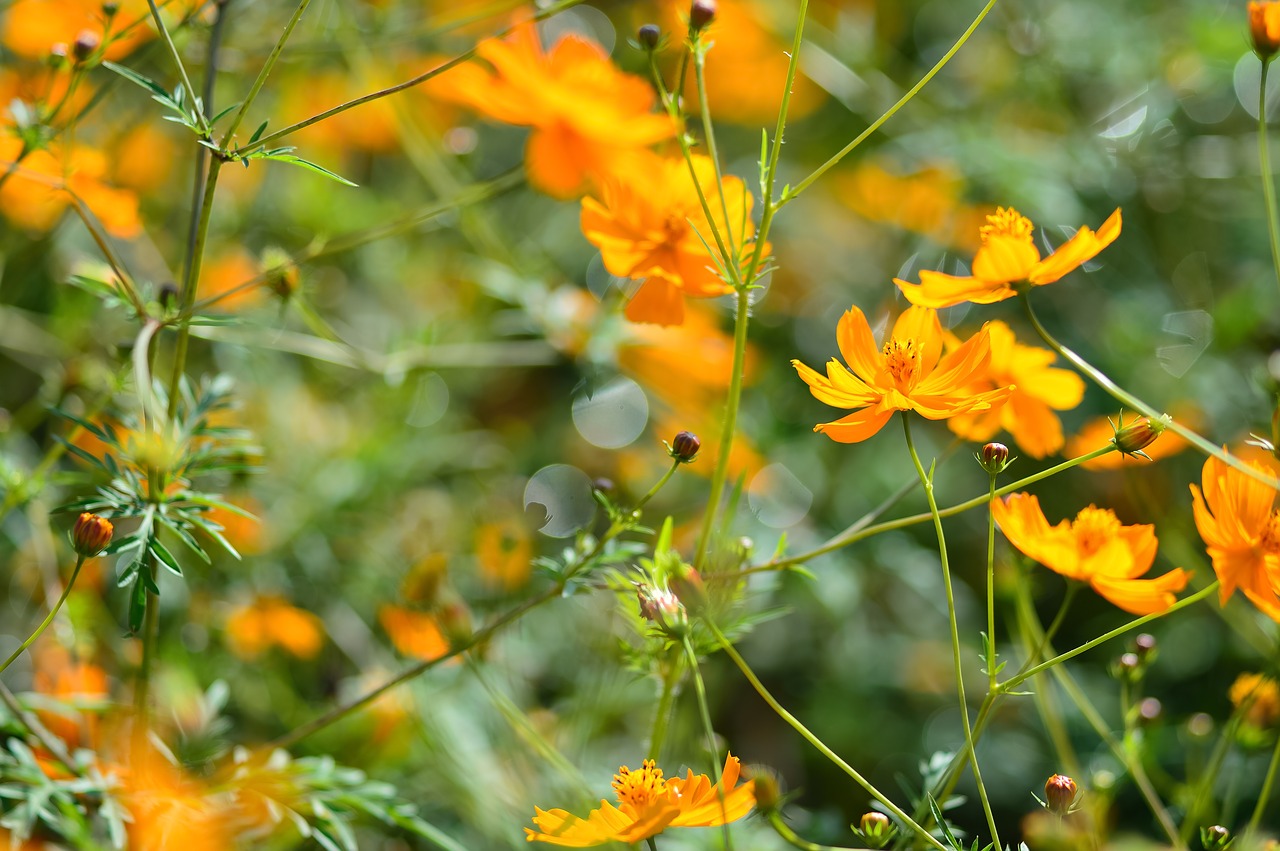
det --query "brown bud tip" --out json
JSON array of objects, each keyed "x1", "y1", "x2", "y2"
[
  {"x1": 689, "y1": 0, "x2": 716, "y2": 31},
  {"x1": 746, "y1": 766, "x2": 781, "y2": 812},
  {"x1": 1252, "y1": 2, "x2": 1280, "y2": 59},
  {"x1": 637, "y1": 24, "x2": 661, "y2": 50},
  {"x1": 1112, "y1": 414, "x2": 1167, "y2": 456},
  {"x1": 72, "y1": 30, "x2": 99, "y2": 61},
  {"x1": 1044, "y1": 774, "x2": 1077, "y2": 816},
  {"x1": 670, "y1": 431, "x2": 701, "y2": 463},
  {"x1": 159, "y1": 282, "x2": 179, "y2": 310},
  {"x1": 1202, "y1": 825, "x2": 1233, "y2": 851},
  {"x1": 72, "y1": 512, "x2": 113, "y2": 557},
  {"x1": 102, "y1": 0, "x2": 119, "y2": 15},
  {"x1": 977, "y1": 442, "x2": 1011, "y2": 474}
]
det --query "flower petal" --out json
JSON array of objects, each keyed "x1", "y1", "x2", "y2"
[
  {"x1": 972, "y1": 235, "x2": 1040, "y2": 283},
  {"x1": 894, "y1": 272, "x2": 1016, "y2": 309},
  {"x1": 813, "y1": 408, "x2": 895, "y2": 443},
  {"x1": 1090, "y1": 568, "x2": 1189, "y2": 616},
  {"x1": 1028, "y1": 209, "x2": 1122, "y2": 285},
  {"x1": 835, "y1": 305, "x2": 884, "y2": 383}
]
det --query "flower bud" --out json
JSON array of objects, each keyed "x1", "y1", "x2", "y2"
[
  {"x1": 102, "y1": 0, "x2": 119, "y2": 15},
  {"x1": 49, "y1": 43, "x2": 69, "y2": 68},
  {"x1": 977, "y1": 442, "x2": 1011, "y2": 474},
  {"x1": 71, "y1": 512, "x2": 113, "y2": 557},
  {"x1": 689, "y1": 0, "x2": 716, "y2": 31},
  {"x1": 1137, "y1": 697, "x2": 1162, "y2": 725},
  {"x1": 437, "y1": 600, "x2": 472, "y2": 645},
  {"x1": 592, "y1": 477, "x2": 615, "y2": 494},
  {"x1": 1201, "y1": 825, "x2": 1234, "y2": 851},
  {"x1": 1134, "y1": 633, "x2": 1157, "y2": 661},
  {"x1": 747, "y1": 766, "x2": 781, "y2": 813},
  {"x1": 260, "y1": 247, "x2": 299, "y2": 300},
  {"x1": 668, "y1": 564, "x2": 707, "y2": 613},
  {"x1": 1112, "y1": 414, "x2": 1168, "y2": 457},
  {"x1": 669, "y1": 430, "x2": 701, "y2": 463},
  {"x1": 1044, "y1": 774, "x2": 1078, "y2": 816},
  {"x1": 635, "y1": 583, "x2": 686, "y2": 633},
  {"x1": 158, "y1": 282, "x2": 179, "y2": 310},
  {"x1": 637, "y1": 24, "x2": 661, "y2": 50},
  {"x1": 858, "y1": 812, "x2": 894, "y2": 848},
  {"x1": 72, "y1": 30, "x2": 99, "y2": 62},
  {"x1": 1252, "y1": 2, "x2": 1280, "y2": 59}
]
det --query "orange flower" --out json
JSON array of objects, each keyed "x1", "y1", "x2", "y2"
[
  {"x1": 838, "y1": 161, "x2": 989, "y2": 251},
  {"x1": 475, "y1": 520, "x2": 532, "y2": 591},
  {"x1": 526, "y1": 754, "x2": 755, "y2": 846},
  {"x1": 992, "y1": 493, "x2": 1188, "y2": 615},
  {"x1": 225, "y1": 595, "x2": 324, "y2": 660},
  {"x1": 379, "y1": 605, "x2": 450, "y2": 662},
  {"x1": 581, "y1": 152, "x2": 761, "y2": 326},
  {"x1": 119, "y1": 744, "x2": 231, "y2": 851},
  {"x1": 1190, "y1": 454, "x2": 1280, "y2": 619},
  {"x1": 1065, "y1": 413, "x2": 1190, "y2": 470},
  {"x1": 894, "y1": 206, "x2": 1122, "y2": 308},
  {"x1": 943, "y1": 321, "x2": 1084, "y2": 458},
  {"x1": 33, "y1": 644, "x2": 107, "y2": 750},
  {"x1": 0, "y1": 137, "x2": 141, "y2": 237},
  {"x1": 2, "y1": 0, "x2": 156, "y2": 61},
  {"x1": 1251, "y1": 1, "x2": 1280, "y2": 57},
  {"x1": 791, "y1": 305, "x2": 1013, "y2": 443},
  {"x1": 1231, "y1": 673, "x2": 1280, "y2": 727},
  {"x1": 433, "y1": 21, "x2": 676, "y2": 198}
]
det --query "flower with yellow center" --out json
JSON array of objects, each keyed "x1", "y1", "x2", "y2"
[
  {"x1": 1231, "y1": 673, "x2": 1280, "y2": 728},
  {"x1": 942, "y1": 320, "x2": 1084, "y2": 458},
  {"x1": 791, "y1": 304, "x2": 1013, "y2": 443},
  {"x1": 1190, "y1": 453, "x2": 1280, "y2": 619},
  {"x1": 525, "y1": 754, "x2": 755, "y2": 846},
  {"x1": 992, "y1": 493, "x2": 1189, "y2": 615},
  {"x1": 893, "y1": 206, "x2": 1122, "y2": 309}
]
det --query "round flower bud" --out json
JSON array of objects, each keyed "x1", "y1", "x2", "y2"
[
  {"x1": 1252, "y1": 2, "x2": 1280, "y2": 59},
  {"x1": 1112, "y1": 414, "x2": 1167, "y2": 457},
  {"x1": 71, "y1": 512, "x2": 113, "y2": 557},
  {"x1": 858, "y1": 812, "x2": 894, "y2": 848},
  {"x1": 72, "y1": 30, "x2": 99, "y2": 62},
  {"x1": 1044, "y1": 774, "x2": 1078, "y2": 816},
  {"x1": 1201, "y1": 825, "x2": 1233, "y2": 851},
  {"x1": 1137, "y1": 697, "x2": 1162, "y2": 725},
  {"x1": 1134, "y1": 633, "x2": 1157, "y2": 661},
  {"x1": 670, "y1": 430, "x2": 701, "y2": 463},
  {"x1": 592, "y1": 477, "x2": 615, "y2": 494},
  {"x1": 689, "y1": 0, "x2": 716, "y2": 31},
  {"x1": 102, "y1": 0, "x2": 120, "y2": 15},
  {"x1": 49, "y1": 43, "x2": 69, "y2": 68},
  {"x1": 637, "y1": 24, "x2": 661, "y2": 50},
  {"x1": 977, "y1": 442, "x2": 1011, "y2": 474},
  {"x1": 438, "y1": 601, "x2": 472, "y2": 645},
  {"x1": 746, "y1": 766, "x2": 781, "y2": 813},
  {"x1": 635, "y1": 583, "x2": 686, "y2": 633},
  {"x1": 260, "y1": 247, "x2": 300, "y2": 300}
]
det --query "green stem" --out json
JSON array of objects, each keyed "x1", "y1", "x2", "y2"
[
  {"x1": 765, "y1": 445, "x2": 1116, "y2": 570},
  {"x1": 706, "y1": 620, "x2": 947, "y2": 851},
  {"x1": 647, "y1": 653, "x2": 683, "y2": 761},
  {"x1": 1246, "y1": 723, "x2": 1280, "y2": 837},
  {"x1": 1027, "y1": 584, "x2": 1080, "y2": 674},
  {"x1": 682, "y1": 634, "x2": 732, "y2": 850},
  {"x1": 646, "y1": 838, "x2": 658, "y2": 851},
  {"x1": 0, "y1": 556, "x2": 86, "y2": 675},
  {"x1": 780, "y1": 0, "x2": 999, "y2": 207},
  {"x1": 767, "y1": 811, "x2": 855, "y2": 851},
  {"x1": 1259, "y1": 58, "x2": 1280, "y2": 298},
  {"x1": 985, "y1": 469, "x2": 999, "y2": 696},
  {"x1": 145, "y1": 0, "x2": 208, "y2": 132},
  {"x1": 1182, "y1": 684, "x2": 1260, "y2": 843},
  {"x1": 1014, "y1": 587, "x2": 1080, "y2": 779},
  {"x1": 1023, "y1": 296, "x2": 1280, "y2": 491},
  {"x1": 222, "y1": 0, "x2": 313, "y2": 142},
  {"x1": 133, "y1": 559, "x2": 160, "y2": 719},
  {"x1": 692, "y1": 42, "x2": 738, "y2": 260},
  {"x1": 167, "y1": 155, "x2": 222, "y2": 420},
  {"x1": 635, "y1": 459, "x2": 683, "y2": 513},
  {"x1": 902, "y1": 416, "x2": 1000, "y2": 851}
]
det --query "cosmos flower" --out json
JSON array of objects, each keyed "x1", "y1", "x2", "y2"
[
  {"x1": 992, "y1": 493, "x2": 1189, "y2": 615},
  {"x1": 526, "y1": 754, "x2": 755, "y2": 846},
  {"x1": 894, "y1": 207, "x2": 1121, "y2": 308},
  {"x1": 1190, "y1": 453, "x2": 1280, "y2": 620},
  {"x1": 791, "y1": 304, "x2": 1012, "y2": 443}
]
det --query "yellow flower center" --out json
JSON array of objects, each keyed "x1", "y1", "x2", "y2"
[
  {"x1": 662, "y1": 211, "x2": 689, "y2": 242},
  {"x1": 612, "y1": 761, "x2": 669, "y2": 809},
  {"x1": 882, "y1": 338, "x2": 921, "y2": 385},
  {"x1": 1071, "y1": 506, "x2": 1121, "y2": 556},
  {"x1": 1259, "y1": 510, "x2": 1280, "y2": 554},
  {"x1": 979, "y1": 207, "x2": 1035, "y2": 245}
]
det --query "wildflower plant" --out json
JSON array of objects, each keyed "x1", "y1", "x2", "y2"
[{"x1": 6, "y1": 0, "x2": 1280, "y2": 850}]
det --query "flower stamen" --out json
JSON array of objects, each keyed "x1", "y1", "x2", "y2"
[
  {"x1": 612, "y1": 761, "x2": 669, "y2": 809},
  {"x1": 979, "y1": 206, "x2": 1035, "y2": 244},
  {"x1": 882, "y1": 338, "x2": 920, "y2": 385},
  {"x1": 1071, "y1": 506, "x2": 1121, "y2": 556}
]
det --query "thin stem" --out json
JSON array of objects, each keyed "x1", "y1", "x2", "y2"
[
  {"x1": 1026, "y1": 584, "x2": 1080, "y2": 673},
  {"x1": 635, "y1": 459, "x2": 683, "y2": 513},
  {"x1": 902, "y1": 416, "x2": 1000, "y2": 851},
  {"x1": 764, "y1": 445, "x2": 1116, "y2": 570},
  {"x1": 780, "y1": 0, "x2": 999, "y2": 207},
  {"x1": 985, "y1": 469, "x2": 999, "y2": 696},
  {"x1": 1259, "y1": 58, "x2": 1280, "y2": 298},
  {"x1": 167, "y1": 156, "x2": 223, "y2": 420},
  {"x1": 1023, "y1": 296, "x2": 1280, "y2": 491},
  {"x1": 646, "y1": 838, "x2": 659, "y2": 851},
  {"x1": 692, "y1": 42, "x2": 738, "y2": 260},
  {"x1": 145, "y1": 0, "x2": 208, "y2": 133},
  {"x1": 706, "y1": 620, "x2": 947, "y2": 851},
  {"x1": 0, "y1": 556, "x2": 86, "y2": 675},
  {"x1": 133, "y1": 559, "x2": 160, "y2": 720},
  {"x1": 0, "y1": 679, "x2": 79, "y2": 774},
  {"x1": 647, "y1": 653, "x2": 683, "y2": 762},
  {"x1": 682, "y1": 634, "x2": 732, "y2": 850},
  {"x1": 181, "y1": 0, "x2": 228, "y2": 288},
  {"x1": 1014, "y1": 587, "x2": 1080, "y2": 779},
  {"x1": 767, "y1": 811, "x2": 856, "y2": 851},
  {"x1": 222, "y1": 0, "x2": 312, "y2": 142},
  {"x1": 1182, "y1": 688, "x2": 1259, "y2": 843},
  {"x1": 1246, "y1": 724, "x2": 1280, "y2": 837},
  {"x1": 233, "y1": 0, "x2": 586, "y2": 155}
]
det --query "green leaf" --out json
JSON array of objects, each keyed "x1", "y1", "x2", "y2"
[
  {"x1": 209, "y1": 101, "x2": 242, "y2": 124},
  {"x1": 253, "y1": 153, "x2": 358, "y2": 186},
  {"x1": 149, "y1": 535, "x2": 183, "y2": 577},
  {"x1": 127, "y1": 575, "x2": 147, "y2": 634},
  {"x1": 248, "y1": 121, "x2": 268, "y2": 144},
  {"x1": 102, "y1": 61, "x2": 169, "y2": 98}
]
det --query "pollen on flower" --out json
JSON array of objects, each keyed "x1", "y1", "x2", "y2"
[
  {"x1": 882, "y1": 338, "x2": 920, "y2": 384},
  {"x1": 1072, "y1": 507, "x2": 1122, "y2": 556},
  {"x1": 1259, "y1": 511, "x2": 1280, "y2": 554},
  {"x1": 979, "y1": 206, "x2": 1035, "y2": 244},
  {"x1": 612, "y1": 760, "x2": 668, "y2": 808}
]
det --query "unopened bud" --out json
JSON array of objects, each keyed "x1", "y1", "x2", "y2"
[
  {"x1": 635, "y1": 583, "x2": 686, "y2": 633},
  {"x1": 1252, "y1": 2, "x2": 1280, "y2": 59},
  {"x1": 71, "y1": 512, "x2": 113, "y2": 557},
  {"x1": 437, "y1": 601, "x2": 472, "y2": 645},
  {"x1": 637, "y1": 24, "x2": 661, "y2": 50},
  {"x1": 1135, "y1": 633, "x2": 1157, "y2": 660},
  {"x1": 1202, "y1": 825, "x2": 1234, "y2": 851},
  {"x1": 668, "y1": 565, "x2": 707, "y2": 613},
  {"x1": 592, "y1": 477, "x2": 615, "y2": 494},
  {"x1": 689, "y1": 0, "x2": 716, "y2": 31},
  {"x1": 1111, "y1": 651, "x2": 1143, "y2": 682},
  {"x1": 1138, "y1": 697, "x2": 1162, "y2": 725},
  {"x1": 102, "y1": 0, "x2": 119, "y2": 16},
  {"x1": 747, "y1": 766, "x2": 781, "y2": 813},
  {"x1": 260, "y1": 247, "x2": 299, "y2": 300},
  {"x1": 669, "y1": 430, "x2": 701, "y2": 463},
  {"x1": 49, "y1": 43, "x2": 69, "y2": 67},
  {"x1": 977, "y1": 442, "x2": 1011, "y2": 474},
  {"x1": 1113, "y1": 414, "x2": 1167, "y2": 457},
  {"x1": 72, "y1": 30, "x2": 99, "y2": 62},
  {"x1": 159, "y1": 282, "x2": 179, "y2": 311},
  {"x1": 858, "y1": 812, "x2": 894, "y2": 848},
  {"x1": 1043, "y1": 774, "x2": 1078, "y2": 816}
]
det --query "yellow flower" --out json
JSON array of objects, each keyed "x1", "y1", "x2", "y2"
[
  {"x1": 526, "y1": 754, "x2": 755, "y2": 847},
  {"x1": 992, "y1": 493, "x2": 1189, "y2": 615},
  {"x1": 1231, "y1": 673, "x2": 1280, "y2": 728},
  {"x1": 1190, "y1": 453, "x2": 1280, "y2": 619},
  {"x1": 943, "y1": 321, "x2": 1084, "y2": 458},
  {"x1": 791, "y1": 305, "x2": 1013, "y2": 443},
  {"x1": 475, "y1": 520, "x2": 532, "y2": 591},
  {"x1": 894, "y1": 206, "x2": 1122, "y2": 308}
]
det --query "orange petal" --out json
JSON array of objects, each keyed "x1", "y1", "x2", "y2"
[
  {"x1": 625, "y1": 278, "x2": 685, "y2": 326},
  {"x1": 972, "y1": 235, "x2": 1040, "y2": 283},
  {"x1": 894, "y1": 273, "x2": 1015, "y2": 309},
  {"x1": 835, "y1": 305, "x2": 884, "y2": 382},
  {"x1": 813, "y1": 408, "x2": 895, "y2": 443},
  {"x1": 1028, "y1": 209, "x2": 1122, "y2": 285},
  {"x1": 1090, "y1": 568, "x2": 1189, "y2": 616}
]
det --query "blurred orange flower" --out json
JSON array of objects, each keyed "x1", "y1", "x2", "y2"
[
  {"x1": 379, "y1": 605, "x2": 450, "y2": 662},
  {"x1": 225, "y1": 595, "x2": 324, "y2": 660},
  {"x1": 581, "y1": 152, "x2": 762, "y2": 326},
  {"x1": 839, "y1": 161, "x2": 989, "y2": 251},
  {"x1": 894, "y1": 207, "x2": 1122, "y2": 308},
  {"x1": 475, "y1": 520, "x2": 532, "y2": 590},
  {"x1": 2, "y1": 0, "x2": 153, "y2": 60},
  {"x1": 993, "y1": 493, "x2": 1188, "y2": 615},
  {"x1": 944, "y1": 321, "x2": 1084, "y2": 458},
  {"x1": 1191, "y1": 453, "x2": 1280, "y2": 619},
  {"x1": 197, "y1": 249, "x2": 264, "y2": 312},
  {"x1": 1065, "y1": 413, "x2": 1190, "y2": 469},
  {"x1": 434, "y1": 21, "x2": 676, "y2": 197},
  {"x1": 33, "y1": 644, "x2": 107, "y2": 749},
  {"x1": 526, "y1": 754, "x2": 755, "y2": 846},
  {"x1": 792, "y1": 305, "x2": 1012, "y2": 443},
  {"x1": 119, "y1": 745, "x2": 231, "y2": 851},
  {"x1": 0, "y1": 138, "x2": 141, "y2": 237},
  {"x1": 1231, "y1": 672, "x2": 1280, "y2": 727}
]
